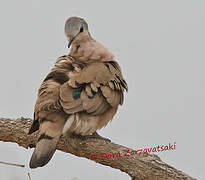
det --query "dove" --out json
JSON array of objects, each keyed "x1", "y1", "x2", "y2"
[{"x1": 28, "y1": 16, "x2": 128, "y2": 168}]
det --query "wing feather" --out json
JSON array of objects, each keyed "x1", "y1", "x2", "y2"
[{"x1": 32, "y1": 58, "x2": 127, "y2": 125}]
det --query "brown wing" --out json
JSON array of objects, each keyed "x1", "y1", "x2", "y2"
[
  {"x1": 28, "y1": 56, "x2": 73, "y2": 134},
  {"x1": 59, "y1": 60, "x2": 128, "y2": 116},
  {"x1": 29, "y1": 57, "x2": 128, "y2": 134}
]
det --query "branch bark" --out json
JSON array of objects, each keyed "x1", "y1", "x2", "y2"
[{"x1": 0, "y1": 117, "x2": 197, "y2": 180}]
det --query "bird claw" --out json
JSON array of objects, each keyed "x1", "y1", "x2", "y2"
[{"x1": 86, "y1": 132, "x2": 111, "y2": 142}]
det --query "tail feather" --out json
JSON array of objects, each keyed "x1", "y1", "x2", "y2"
[
  {"x1": 29, "y1": 113, "x2": 67, "y2": 168},
  {"x1": 29, "y1": 134, "x2": 60, "y2": 168}
]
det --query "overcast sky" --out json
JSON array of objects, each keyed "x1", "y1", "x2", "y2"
[{"x1": 0, "y1": 0, "x2": 204, "y2": 179}]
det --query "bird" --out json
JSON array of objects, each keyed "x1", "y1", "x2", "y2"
[{"x1": 28, "y1": 16, "x2": 128, "y2": 168}]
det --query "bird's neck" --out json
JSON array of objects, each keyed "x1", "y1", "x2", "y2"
[
  {"x1": 73, "y1": 31, "x2": 92, "y2": 45},
  {"x1": 69, "y1": 32, "x2": 114, "y2": 63}
]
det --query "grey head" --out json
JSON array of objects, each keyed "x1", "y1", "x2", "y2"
[{"x1": 64, "y1": 17, "x2": 89, "y2": 48}]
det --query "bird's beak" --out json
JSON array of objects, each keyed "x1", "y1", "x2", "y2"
[{"x1": 68, "y1": 37, "x2": 74, "y2": 48}]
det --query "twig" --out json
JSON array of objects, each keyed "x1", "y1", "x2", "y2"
[
  {"x1": 28, "y1": 173, "x2": 32, "y2": 180},
  {"x1": 0, "y1": 161, "x2": 25, "y2": 168}
]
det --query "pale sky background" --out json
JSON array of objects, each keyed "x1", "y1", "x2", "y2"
[{"x1": 0, "y1": 0, "x2": 204, "y2": 179}]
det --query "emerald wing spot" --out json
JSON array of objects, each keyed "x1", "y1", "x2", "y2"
[{"x1": 72, "y1": 91, "x2": 81, "y2": 99}]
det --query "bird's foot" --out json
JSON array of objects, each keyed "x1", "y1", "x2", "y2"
[
  {"x1": 71, "y1": 132, "x2": 111, "y2": 142},
  {"x1": 85, "y1": 132, "x2": 111, "y2": 142}
]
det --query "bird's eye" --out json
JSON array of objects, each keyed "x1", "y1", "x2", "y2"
[{"x1": 80, "y1": 27, "x2": 84, "y2": 33}]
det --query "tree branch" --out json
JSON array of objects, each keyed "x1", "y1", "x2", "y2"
[
  {"x1": 0, "y1": 161, "x2": 25, "y2": 168},
  {"x1": 0, "y1": 117, "x2": 197, "y2": 180}
]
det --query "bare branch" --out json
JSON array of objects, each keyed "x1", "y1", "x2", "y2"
[
  {"x1": 0, "y1": 117, "x2": 197, "y2": 180},
  {"x1": 28, "y1": 173, "x2": 32, "y2": 180},
  {"x1": 0, "y1": 161, "x2": 25, "y2": 168}
]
